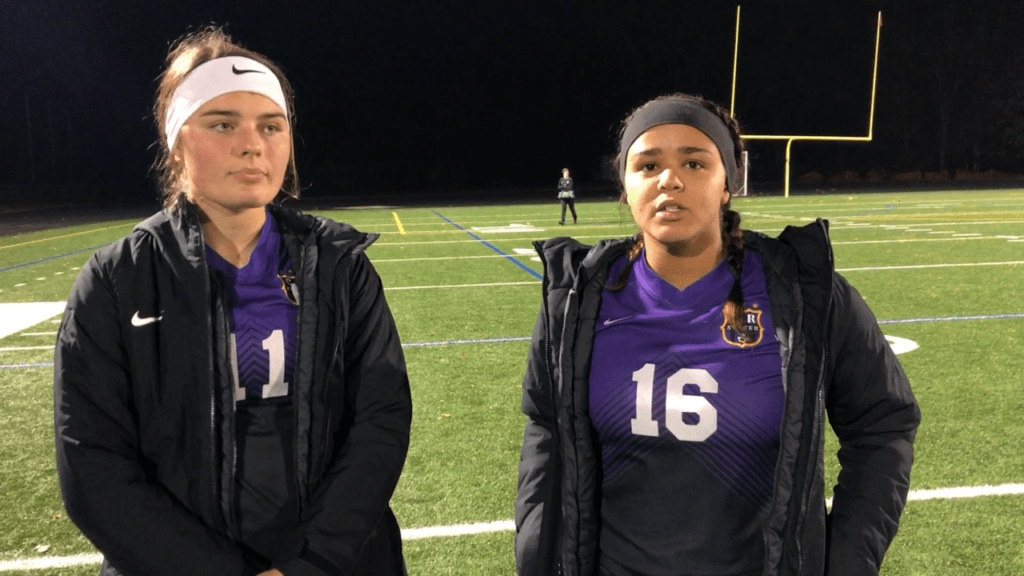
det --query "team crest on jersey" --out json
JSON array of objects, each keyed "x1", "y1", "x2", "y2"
[
  {"x1": 720, "y1": 302, "x2": 763, "y2": 348},
  {"x1": 278, "y1": 271, "x2": 300, "y2": 306}
]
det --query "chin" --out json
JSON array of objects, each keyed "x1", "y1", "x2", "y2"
[
  {"x1": 648, "y1": 228, "x2": 719, "y2": 253},
  {"x1": 236, "y1": 188, "x2": 278, "y2": 206},
  {"x1": 645, "y1": 224, "x2": 697, "y2": 246}
]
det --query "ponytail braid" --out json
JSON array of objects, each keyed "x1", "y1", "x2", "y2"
[
  {"x1": 605, "y1": 233, "x2": 644, "y2": 292},
  {"x1": 721, "y1": 206, "x2": 754, "y2": 340},
  {"x1": 701, "y1": 98, "x2": 756, "y2": 341}
]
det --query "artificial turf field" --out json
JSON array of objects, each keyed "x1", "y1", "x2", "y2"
[{"x1": 1, "y1": 189, "x2": 1022, "y2": 575}]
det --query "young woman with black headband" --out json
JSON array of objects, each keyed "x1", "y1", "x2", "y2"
[
  {"x1": 54, "y1": 28, "x2": 411, "y2": 576},
  {"x1": 515, "y1": 93, "x2": 920, "y2": 576}
]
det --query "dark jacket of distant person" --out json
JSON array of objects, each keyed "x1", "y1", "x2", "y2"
[
  {"x1": 558, "y1": 176, "x2": 575, "y2": 199},
  {"x1": 515, "y1": 219, "x2": 920, "y2": 576},
  {"x1": 54, "y1": 202, "x2": 411, "y2": 576}
]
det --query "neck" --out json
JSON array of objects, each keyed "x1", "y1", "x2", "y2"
[
  {"x1": 198, "y1": 204, "x2": 267, "y2": 268},
  {"x1": 643, "y1": 234, "x2": 725, "y2": 290}
]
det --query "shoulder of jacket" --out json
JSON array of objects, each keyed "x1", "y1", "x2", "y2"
[
  {"x1": 776, "y1": 218, "x2": 833, "y2": 272},
  {"x1": 89, "y1": 210, "x2": 175, "y2": 266},
  {"x1": 270, "y1": 205, "x2": 377, "y2": 257},
  {"x1": 129, "y1": 209, "x2": 174, "y2": 241},
  {"x1": 746, "y1": 219, "x2": 833, "y2": 278},
  {"x1": 534, "y1": 236, "x2": 631, "y2": 289}
]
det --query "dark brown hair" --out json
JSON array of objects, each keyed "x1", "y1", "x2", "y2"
[
  {"x1": 153, "y1": 27, "x2": 300, "y2": 211},
  {"x1": 608, "y1": 93, "x2": 751, "y2": 340}
]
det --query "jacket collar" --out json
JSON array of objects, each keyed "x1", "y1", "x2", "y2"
[
  {"x1": 535, "y1": 236, "x2": 633, "y2": 291},
  {"x1": 538, "y1": 219, "x2": 833, "y2": 296},
  {"x1": 744, "y1": 218, "x2": 833, "y2": 282},
  {"x1": 134, "y1": 201, "x2": 377, "y2": 261}
]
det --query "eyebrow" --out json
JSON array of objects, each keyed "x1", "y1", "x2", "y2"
[
  {"x1": 199, "y1": 109, "x2": 287, "y2": 120},
  {"x1": 632, "y1": 146, "x2": 714, "y2": 157}
]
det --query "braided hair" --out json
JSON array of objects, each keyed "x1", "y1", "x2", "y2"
[{"x1": 607, "y1": 93, "x2": 752, "y2": 340}]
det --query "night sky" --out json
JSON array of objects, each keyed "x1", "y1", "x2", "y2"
[{"x1": 2, "y1": 0, "x2": 1022, "y2": 206}]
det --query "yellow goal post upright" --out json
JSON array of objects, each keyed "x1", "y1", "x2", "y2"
[{"x1": 729, "y1": 6, "x2": 883, "y2": 198}]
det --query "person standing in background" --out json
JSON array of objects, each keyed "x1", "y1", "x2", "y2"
[{"x1": 558, "y1": 167, "x2": 577, "y2": 225}]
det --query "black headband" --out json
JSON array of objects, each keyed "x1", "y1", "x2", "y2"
[{"x1": 618, "y1": 98, "x2": 738, "y2": 192}]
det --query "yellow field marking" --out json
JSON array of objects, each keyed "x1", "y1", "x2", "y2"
[
  {"x1": 0, "y1": 224, "x2": 126, "y2": 250},
  {"x1": 392, "y1": 212, "x2": 407, "y2": 234}
]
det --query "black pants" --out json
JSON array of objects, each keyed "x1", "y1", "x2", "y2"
[{"x1": 560, "y1": 199, "x2": 577, "y2": 223}]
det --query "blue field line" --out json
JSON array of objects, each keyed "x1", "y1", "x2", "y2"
[
  {"x1": 0, "y1": 243, "x2": 109, "y2": 274},
  {"x1": 431, "y1": 211, "x2": 542, "y2": 280}
]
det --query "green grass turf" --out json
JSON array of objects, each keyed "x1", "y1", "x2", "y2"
[
  {"x1": 883, "y1": 497, "x2": 1024, "y2": 575},
  {"x1": 0, "y1": 366, "x2": 93, "y2": 561},
  {"x1": 1, "y1": 190, "x2": 1023, "y2": 574},
  {"x1": 396, "y1": 344, "x2": 527, "y2": 528},
  {"x1": 403, "y1": 532, "x2": 515, "y2": 576}
]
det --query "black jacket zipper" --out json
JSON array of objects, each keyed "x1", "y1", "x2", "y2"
[
  {"x1": 196, "y1": 220, "x2": 228, "y2": 533},
  {"x1": 796, "y1": 220, "x2": 836, "y2": 574}
]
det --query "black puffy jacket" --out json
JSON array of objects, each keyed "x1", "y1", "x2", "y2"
[
  {"x1": 54, "y1": 203, "x2": 412, "y2": 576},
  {"x1": 515, "y1": 220, "x2": 920, "y2": 576}
]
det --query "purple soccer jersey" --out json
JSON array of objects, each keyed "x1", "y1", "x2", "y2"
[
  {"x1": 206, "y1": 214, "x2": 297, "y2": 404},
  {"x1": 589, "y1": 250, "x2": 784, "y2": 575},
  {"x1": 206, "y1": 211, "x2": 299, "y2": 559}
]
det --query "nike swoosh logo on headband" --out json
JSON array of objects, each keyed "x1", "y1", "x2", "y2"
[{"x1": 232, "y1": 65, "x2": 265, "y2": 75}]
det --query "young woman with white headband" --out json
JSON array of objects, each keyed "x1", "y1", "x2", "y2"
[
  {"x1": 515, "y1": 93, "x2": 920, "y2": 576},
  {"x1": 54, "y1": 28, "x2": 411, "y2": 576}
]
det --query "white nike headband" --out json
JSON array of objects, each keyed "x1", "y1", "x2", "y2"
[{"x1": 164, "y1": 56, "x2": 288, "y2": 151}]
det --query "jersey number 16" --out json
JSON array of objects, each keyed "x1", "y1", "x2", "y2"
[{"x1": 630, "y1": 363, "x2": 718, "y2": 442}]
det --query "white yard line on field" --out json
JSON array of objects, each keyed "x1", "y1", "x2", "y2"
[
  {"x1": 374, "y1": 233, "x2": 628, "y2": 246},
  {"x1": 378, "y1": 256, "x2": 1024, "y2": 272},
  {"x1": 0, "y1": 302, "x2": 66, "y2": 339},
  {"x1": 837, "y1": 260, "x2": 1024, "y2": 272},
  {"x1": 831, "y1": 237, "x2": 989, "y2": 245},
  {"x1": 387, "y1": 281, "x2": 538, "y2": 290},
  {"x1": 0, "y1": 346, "x2": 52, "y2": 351},
  {"x1": 376, "y1": 236, "x2": 1004, "y2": 253},
  {"x1": 823, "y1": 219, "x2": 1024, "y2": 229},
  {"x1": 4, "y1": 483, "x2": 1023, "y2": 571},
  {"x1": 373, "y1": 254, "x2": 510, "y2": 263},
  {"x1": 0, "y1": 554, "x2": 104, "y2": 571},
  {"x1": 403, "y1": 519, "x2": 516, "y2": 540}
]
